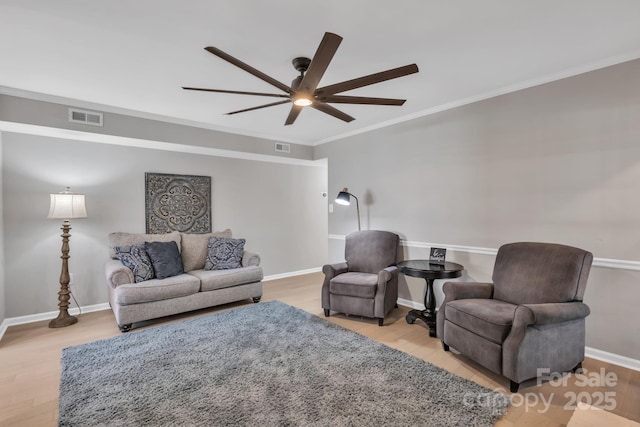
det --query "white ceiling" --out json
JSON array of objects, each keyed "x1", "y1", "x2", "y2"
[{"x1": 2, "y1": 1, "x2": 640, "y2": 146}]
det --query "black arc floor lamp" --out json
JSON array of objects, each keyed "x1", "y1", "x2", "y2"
[
  {"x1": 335, "y1": 187, "x2": 361, "y2": 231},
  {"x1": 47, "y1": 187, "x2": 87, "y2": 328}
]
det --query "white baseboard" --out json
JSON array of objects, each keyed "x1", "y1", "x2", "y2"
[
  {"x1": 263, "y1": 267, "x2": 322, "y2": 281},
  {"x1": 397, "y1": 297, "x2": 424, "y2": 311},
  {"x1": 2, "y1": 271, "x2": 638, "y2": 373},
  {"x1": 0, "y1": 303, "x2": 110, "y2": 342},
  {"x1": 585, "y1": 347, "x2": 640, "y2": 371}
]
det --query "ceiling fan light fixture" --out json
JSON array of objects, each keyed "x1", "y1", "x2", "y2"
[{"x1": 293, "y1": 96, "x2": 313, "y2": 107}]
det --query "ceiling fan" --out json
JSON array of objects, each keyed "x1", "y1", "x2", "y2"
[{"x1": 182, "y1": 32, "x2": 419, "y2": 126}]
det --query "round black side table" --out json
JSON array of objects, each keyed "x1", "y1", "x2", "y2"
[{"x1": 397, "y1": 260, "x2": 464, "y2": 337}]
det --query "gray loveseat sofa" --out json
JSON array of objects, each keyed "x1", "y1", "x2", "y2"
[{"x1": 105, "y1": 229, "x2": 263, "y2": 332}]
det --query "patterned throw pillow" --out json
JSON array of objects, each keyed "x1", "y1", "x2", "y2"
[
  {"x1": 204, "y1": 237, "x2": 245, "y2": 270},
  {"x1": 114, "y1": 244, "x2": 155, "y2": 283}
]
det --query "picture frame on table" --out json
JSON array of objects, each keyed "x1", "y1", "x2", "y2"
[{"x1": 429, "y1": 247, "x2": 446, "y2": 265}]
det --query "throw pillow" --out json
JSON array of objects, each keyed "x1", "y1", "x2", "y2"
[
  {"x1": 145, "y1": 241, "x2": 184, "y2": 279},
  {"x1": 204, "y1": 237, "x2": 245, "y2": 270},
  {"x1": 180, "y1": 229, "x2": 233, "y2": 271},
  {"x1": 108, "y1": 231, "x2": 180, "y2": 259},
  {"x1": 114, "y1": 244, "x2": 155, "y2": 283}
]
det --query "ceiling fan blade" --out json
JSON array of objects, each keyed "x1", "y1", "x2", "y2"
[
  {"x1": 204, "y1": 46, "x2": 291, "y2": 94},
  {"x1": 297, "y1": 32, "x2": 342, "y2": 94},
  {"x1": 182, "y1": 87, "x2": 290, "y2": 98},
  {"x1": 284, "y1": 105, "x2": 303, "y2": 126},
  {"x1": 315, "y1": 64, "x2": 419, "y2": 96},
  {"x1": 226, "y1": 100, "x2": 291, "y2": 115},
  {"x1": 318, "y1": 95, "x2": 406, "y2": 106},
  {"x1": 311, "y1": 102, "x2": 355, "y2": 123}
]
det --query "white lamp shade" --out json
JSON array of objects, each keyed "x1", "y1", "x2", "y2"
[{"x1": 48, "y1": 193, "x2": 87, "y2": 219}]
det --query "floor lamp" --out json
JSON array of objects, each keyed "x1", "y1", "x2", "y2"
[
  {"x1": 47, "y1": 187, "x2": 87, "y2": 328},
  {"x1": 335, "y1": 187, "x2": 361, "y2": 231}
]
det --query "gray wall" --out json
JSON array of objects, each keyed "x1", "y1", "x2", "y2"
[
  {"x1": 0, "y1": 132, "x2": 5, "y2": 322},
  {"x1": 2, "y1": 58, "x2": 639, "y2": 361},
  {"x1": 315, "y1": 58, "x2": 640, "y2": 360},
  {"x1": 2, "y1": 132, "x2": 327, "y2": 318}
]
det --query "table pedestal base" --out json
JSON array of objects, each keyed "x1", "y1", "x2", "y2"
[
  {"x1": 406, "y1": 309, "x2": 437, "y2": 337},
  {"x1": 397, "y1": 260, "x2": 463, "y2": 340},
  {"x1": 406, "y1": 276, "x2": 437, "y2": 337}
]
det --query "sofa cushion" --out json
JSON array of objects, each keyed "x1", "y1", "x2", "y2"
[
  {"x1": 445, "y1": 299, "x2": 517, "y2": 344},
  {"x1": 204, "y1": 237, "x2": 245, "y2": 270},
  {"x1": 109, "y1": 231, "x2": 180, "y2": 259},
  {"x1": 180, "y1": 229, "x2": 232, "y2": 272},
  {"x1": 145, "y1": 241, "x2": 184, "y2": 279},
  {"x1": 113, "y1": 244, "x2": 155, "y2": 283},
  {"x1": 190, "y1": 266, "x2": 263, "y2": 292},
  {"x1": 329, "y1": 272, "x2": 378, "y2": 299},
  {"x1": 113, "y1": 274, "x2": 200, "y2": 305}
]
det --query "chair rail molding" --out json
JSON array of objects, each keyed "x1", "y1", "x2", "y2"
[{"x1": 328, "y1": 235, "x2": 640, "y2": 272}]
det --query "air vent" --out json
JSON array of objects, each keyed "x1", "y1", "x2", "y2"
[
  {"x1": 68, "y1": 108, "x2": 104, "y2": 126},
  {"x1": 275, "y1": 142, "x2": 290, "y2": 153}
]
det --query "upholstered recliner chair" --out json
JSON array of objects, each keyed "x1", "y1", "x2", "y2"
[
  {"x1": 436, "y1": 242, "x2": 593, "y2": 392},
  {"x1": 322, "y1": 230, "x2": 400, "y2": 326}
]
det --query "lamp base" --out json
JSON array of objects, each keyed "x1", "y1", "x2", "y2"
[{"x1": 48, "y1": 311, "x2": 78, "y2": 328}]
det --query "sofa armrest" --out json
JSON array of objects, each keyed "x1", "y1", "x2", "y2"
[
  {"x1": 242, "y1": 250, "x2": 261, "y2": 267},
  {"x1": 322, "y1": 262, "x2": 349, "y2": 280},
  {"x1": 515, "y1": 302, "x2": 591, "y2": 327},
  {"x1": 104, "y1": 259, "x2": 134, "y2": 289}
]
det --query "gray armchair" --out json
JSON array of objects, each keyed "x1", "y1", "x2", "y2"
[
  {"x1": 436, "y1": 242, "x2": 593, "y2": 392},
  {"x1": 322, "y1": 230, "x2": 400, "y2": 326}
]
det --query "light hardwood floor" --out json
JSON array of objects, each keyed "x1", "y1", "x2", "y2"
[{"x1": 1, "y1": 272, "x2": 638, "y2": 426}]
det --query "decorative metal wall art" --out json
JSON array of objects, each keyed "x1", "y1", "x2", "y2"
[{"x1": 145, "y1": 173, "x2": 211, "y2": 234}]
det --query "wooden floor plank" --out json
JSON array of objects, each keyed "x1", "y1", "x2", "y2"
[{"x1": 0, "y1": 272, "x2": 638, "y2": 426}]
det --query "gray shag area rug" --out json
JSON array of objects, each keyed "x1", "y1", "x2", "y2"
[{"x1": 59, "y1": 301, "x2": 509, "y2": 426}]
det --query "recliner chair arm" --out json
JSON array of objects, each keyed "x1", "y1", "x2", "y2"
[
  {"x1": 321, "y1": 262, "x2": 349, "y2": 311},
  {"x1": 514, "y1": 302, "x2": 591, "y2": 327},
  {"x1": 503, "y1": 301, "x2": 591, "y2": 384},
  {"x1": 378, "y1": 266, "x2": 399, "y2": 285},
  {"x1": 375, "y1": 266, "x2": 399, "y2": 295},
  {"x1": 374, "y1": 266, "x2": 400, "y2": 320},
  {"x1": 322, "y1": 262, "x2": 349, "y2": 279},
  {"x1": 437, "y1": 282, "x2": 493, "y2": 339},
  {"x1": 442, "y1": 281, "x2": 494, "y2": 301}
]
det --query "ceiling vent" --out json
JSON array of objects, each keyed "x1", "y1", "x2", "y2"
[
  {"x1": 275, "y1": 142, "x2": 290, "y2": 154},
  {"x1": 68, "y1": 108, "x2": 103, "y2": 126}
]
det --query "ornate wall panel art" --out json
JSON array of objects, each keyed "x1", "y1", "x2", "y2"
[{"x1": 145, "y1": 173, "x2": 211, "y2": 234}]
